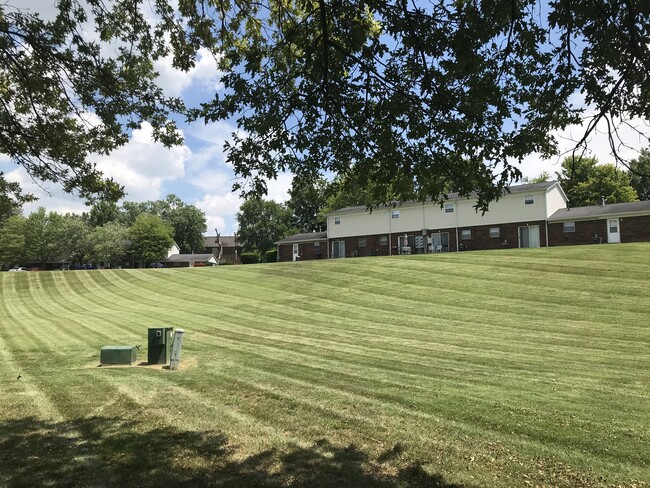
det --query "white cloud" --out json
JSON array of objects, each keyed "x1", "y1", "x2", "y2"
[
  {"x1": 96, "y1": 122, "x2": 190, "y2": 202},
  {"x1": 195, "y1": 192, "x2": 243, "y2": 235},
  {"x1": 154, "y1": 48, "x2": 223, "y2": 98}
]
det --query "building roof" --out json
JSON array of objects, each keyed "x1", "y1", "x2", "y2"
[
  {"x1": 275, "y1": 231, "x2": 328, "y2": 245},
  {"x1": 328, "y1": 181, "x2": 561, "y2": 215},
  {"x1": 549, "y1": 200, "x2": 650, "y2": 221},
  {"x1": 203, "y1": 236, "x2": 241, "y2": 248},
  {"x1": 166, "y1": 254, "x2": 217, "y2": 263}
]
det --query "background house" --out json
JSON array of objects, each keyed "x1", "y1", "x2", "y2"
[
  {"x1": 276, "y1": 231, "x2": 328, "y2": 262},
  {"x1": 203, "y1": 235, "x2": 244, "y2": 264}
]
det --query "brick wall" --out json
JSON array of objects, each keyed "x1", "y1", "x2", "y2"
[
  {"x1": 456, "y1": 220, "x2": 547, "y2": 250},
  {"x1": 278, "y1": 241, "x2": 327, "y2": 262},
  {"x1": 621, "y1": 215, "x2": 650, "y2": 242},
  {"x1": 548, "y1": 220, "x2": 606, "y2": 246}
]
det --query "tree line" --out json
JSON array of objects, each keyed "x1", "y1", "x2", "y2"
[{"x1": 0, "y1": 196, "x2": 206, "y2": 269}]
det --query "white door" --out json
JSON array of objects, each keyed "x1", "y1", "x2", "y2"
[
  {"x1": 292, "y1": 244, "x2": 299, "y2": 261},
  {"x1": 607, "y1": 219, "x2": 621, "y2": 243},
  {"x1": 519, "y1": 226, "x2": 540, "y2": 248}
]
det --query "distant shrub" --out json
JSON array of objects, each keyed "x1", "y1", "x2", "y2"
[
  {"x1": 265, "y1": 249, "x2": 277, "y2": 263},
  {"x1": 240, "y1": 252, "x2": 260, "y2": 264}
]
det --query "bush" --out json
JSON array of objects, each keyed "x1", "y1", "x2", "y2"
[
  {"x1": 265, "y1": 249, "x2": 277, "y2": 263},
  {"x1": 240, "y1": 252, "x2": 260, "y2": 264}
]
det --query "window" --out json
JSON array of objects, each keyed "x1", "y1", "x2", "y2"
[
  {"x1": 461, "y1": 229, "x2": 471, "y2": 240},
  {"x1": 391, "y1": 210, "x2": 400, "y2": 219},
  {"x1": 379, "y1": 235, "x2": 388, "y2": 246},
  {"x1": 313, "y1": 241, "x2": 321, "y2": 249},
  {"x1": 563, "y1": 222, "x2": 575, "y2": 233},
  {"x1": 489, "y1": 227, "x2": 500, "y2": 238},
  {"x1": 444, "y1": 203, "x2": 455, "y2": 213},
  {"x1": 524, "y1": 195, "x2": 535, "y2": 205},
  {"x1": 334, "y1": 216, "x2": 341, "y2": 225},
  {"x1": 358, "y1": 238, "x2": 366, "y2": 247}
]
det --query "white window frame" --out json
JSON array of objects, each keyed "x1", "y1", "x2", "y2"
[
  {"x1": 334, "y1": 216, "x2": 341, "y2": 225},
  {"x1": 489, "y1": 227, "x2": 500, "y2": 238},
  {"x1": 444, "y1": 203, "x2": 455, "y2": 213},
  {"x1": 313, "y1": 241, "x2": 321, "y2": 249},
  {"x1": 379, "y1": 235, "x2": 388, "y2": 246},
  {"x1": 461, "y1": 229, "x2": 472, "y2": 240},
  {"x1": 563, "y1": 222, "x2": 576, "y2": 233},
  {"x1": 524, "y1": 195, "x2": 535, "y2": 205},
  {"x1": 358, "y1": 238, "x2": 366, "y2": 247},
  {"x1": 391, "y1": 210, "x2": 400, "y2": 219}
]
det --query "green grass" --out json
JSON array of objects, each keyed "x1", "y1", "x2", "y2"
[{"x1": 1, "y1": 244, "x2": 649, "y2": 487}]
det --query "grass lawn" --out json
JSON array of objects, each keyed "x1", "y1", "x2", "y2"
[{"x1": 0, "y1": 243, "x2": 648, "y2": 487}]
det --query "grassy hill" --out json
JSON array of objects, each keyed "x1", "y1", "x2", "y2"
[{"x1": 1, "y1": 244, "x2": 649, "y2": 487}]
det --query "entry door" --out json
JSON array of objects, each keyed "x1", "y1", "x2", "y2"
[
  {"x1": 292, "y1": 244, "x2": 299, "y2": 261},
  {"x1": 431, "y1": 232, "x2": 449, "y2": 252},
  {"x1": 607, "y1": 219, "x2": 621, "y2": 243},
  {"x1": 519, "y1": 226, "x2": 540, "y2": 248},
  {"x1": 332, "y1": 241, "x2": 345, "y2": 258}
]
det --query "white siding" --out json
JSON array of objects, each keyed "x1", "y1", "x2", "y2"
[
  {"x1": 545, "y1": 184, "x2": 568, "y2": 217},
  {"x1": 455, "y1": 191, "x2": 547, "y2": 227}
]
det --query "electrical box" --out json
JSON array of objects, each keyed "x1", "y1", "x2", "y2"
[
  {"x1": 101, "y1": 346, "x2": 138, "y2": 365},
  {"x1": 148, "y1": 327, "x2": 174, "y2": 364}
]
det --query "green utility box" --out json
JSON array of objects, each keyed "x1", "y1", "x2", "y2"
[
  {"x1": 101, "y1": 346, "x2": 138, "y2": 365},
  {"x1": 148, "y1": 327, "x2": 174, "y2": 364}
]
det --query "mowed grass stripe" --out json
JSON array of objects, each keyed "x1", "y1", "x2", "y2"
[{"x1": 2, "y1": 244, "x2": 649, "y2": 487}]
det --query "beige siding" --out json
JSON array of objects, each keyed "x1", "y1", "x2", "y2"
[
  {"x1": 456, "y1": 192, "x2": 547, "y2": 227},
  {"x1": 545, "y1": 185, "x2": 568, "y2": 217},
  {"x1": 328, "y1": 210, "x2": 390, "y2": 238}
]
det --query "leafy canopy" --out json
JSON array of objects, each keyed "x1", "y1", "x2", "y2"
[
  {"x1": 2, "y1": 1, "x2": 650, "y2": 210},
  {"x1": 556, "y1": 157, "x2": 638, "y2": 207}
]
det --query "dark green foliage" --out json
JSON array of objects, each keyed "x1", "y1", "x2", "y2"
[
  {"x1": 629, "y1": 149, "x2": 650, "y2": 201},
  {"x1": 0, "y1": 2, "x2": 181, "y2": 200},
  {"x1": 287, "y1": 177, "x2": 328, "y2": 232},
  {"x1": 0, "y1": 174, "x2": 35, "y2": 226},
  {"x1": 556, "y1": 157, "x2": 638, "y2": 206},
  {"x1": 236, "y1": 199, "x2": 295, "y2": 255},
  {"x1": 265, "y1": 249, "x2": 277, "y2": 263},
  {"x1": 240, "y1": 252, "x2": 260, "y2": 264},
  {"x1": 129, "y1": 214, "x2": 174, "y2": 265}
]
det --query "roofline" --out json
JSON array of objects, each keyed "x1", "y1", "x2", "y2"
[
  {"x1": 327, "y1": 181, "x2": 558, "y2": 216},
  {"x1": 549, "y1": 209, "x2": 650, "y2": 222}
]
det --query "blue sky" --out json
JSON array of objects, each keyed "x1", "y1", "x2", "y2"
[{"x1": 2, "y1": 1, "x2": 646, "y2": 236}]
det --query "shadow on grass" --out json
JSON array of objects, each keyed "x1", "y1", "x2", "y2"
[{"x1": 0, "y1": 416, "x2": 468, "y2": 487}]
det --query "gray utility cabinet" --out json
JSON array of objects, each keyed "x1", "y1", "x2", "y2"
[
  {"x1": 148, "y1": 327, "x2": 174, "y2": 364},
  {"x1": 101, "y1": 346, "x2": 138, "y2": 365}
]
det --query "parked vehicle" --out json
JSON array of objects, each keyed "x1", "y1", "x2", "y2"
[
  {"x1": 8, "y1": 267, "x2": 27, "y2": 272},
  {"x1": 149, "y1": 262, "x2": 165, "y2": 268}
]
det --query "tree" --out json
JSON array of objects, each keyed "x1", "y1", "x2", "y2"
[
  {"x1": 3, "y1": 1, "x2": 650, "y2": 209},
  {"x1": 0, "y1": 175, "x2": 35, "y2": 226},
  {"x1": 557, "y1": 157, "x2": 638, "y2": 207},
  {"x1": 118, "y1": 196, "x2": 206, "y2": 253},
  {"x1": 0, "y1": 215, "x2": 27, "y2": 267},
  {"x1": 90, "y1": 223, "x2": 130, "y2": 268},
  {"x1": 54, "y1": 215, "x2": 90, "y2": 265},
  {"x1": 236, "y1": 199, "x2": 294, "y2": 256},
  {"x1": 159, "y1": 195, "x2": 207, "y2": 254},
  {"x1": 0, "y1": 2, "x2": 180, "y2": 200},
  {"x1": 129, "y1": 214, "x2": 174, "y2": 265},
  {"x1": 629, "y1": 149, "x2": 650, "y2": 201},
  {"x1": 287, "y1": 177, "x2": 328, "y2": 232},
  {"x1": 22, "y1": 208, "x2": 64, "y2": 266},
  {"x1": 523, "y1": 172, "x2": 551, "y2": 184}
]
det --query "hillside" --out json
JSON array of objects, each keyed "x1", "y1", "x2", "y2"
[{"x1": 1, "y1": 244, "x2": 649, "y2": 487}]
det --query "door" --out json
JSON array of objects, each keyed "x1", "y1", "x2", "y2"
[
  {"x1": 607, "y1": 219, "x2": 621, "y2": 243},
  {"x1": 332, "y1": 241, "x2": 345, "y2": 258},
  {"x1": 431, "y1": 232, "x2": 449, "y2": 252},
  {"x1": 292, "y1": 244, "x2": 299, "y2": 261},
  {"x1": 519, "y1": 226, "x2": 540, "y2": 248}
]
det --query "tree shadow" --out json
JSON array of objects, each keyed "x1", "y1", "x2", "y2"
[{"x1": 0, "y1": 416, "x2": 470, "y2": 487}]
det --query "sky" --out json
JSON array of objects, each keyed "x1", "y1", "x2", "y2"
[{"x1": 2, "y1": 2, "x2": 647, "y2": 236}]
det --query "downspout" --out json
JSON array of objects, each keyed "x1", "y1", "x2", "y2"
[
  {"x1": 544, "y1": 189, "x2": 549, "y2": 247},
  {"x1": 388, "y1": 207, "x2": 392, "y2": 256},
  {"x1": 455, "y1": 199, "x2": 460, "y2": 252}
]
